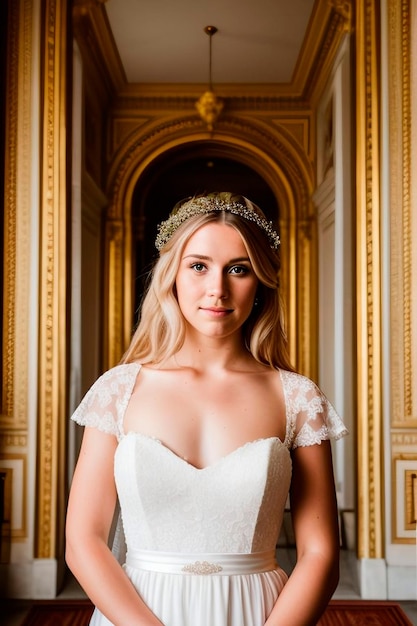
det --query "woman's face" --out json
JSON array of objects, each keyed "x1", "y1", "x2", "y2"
[{"x1": 175, "y1": 222, "x2": 259, "y2": 341}]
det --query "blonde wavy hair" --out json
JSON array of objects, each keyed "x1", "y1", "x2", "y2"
[{"x1": 122, "y1": 193, "x2": 293, "y2": 370}]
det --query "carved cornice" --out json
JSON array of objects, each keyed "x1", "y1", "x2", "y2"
[
  {"x1": 331, "y1": 0, "x2": 352, "y2": 21},
  {"x1": 113, "y1": 91, "x2": 312, "y2": 111},
  {"x1": 303, "y1": 3, "x2": 352, "y2": 103},
  {"x1": 73, "y1": 0, "x2": 125, "y2": 95},
  {"x1": 293, "y1": 0, "x2": 352, "y2": 101},
  {"x1": 75, "y1": 0, "x2": 352, "y2": 108}
]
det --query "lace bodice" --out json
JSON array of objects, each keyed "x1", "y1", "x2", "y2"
[
  {"x1": 71, "y1": 363, "x2": 347, "y2": 555},
  {"x1": 71, "y1": 362, "x2": 346, "y2": 448},
  {"x1": 114, "y1": 433, "x2": 290, "y2": 553}
]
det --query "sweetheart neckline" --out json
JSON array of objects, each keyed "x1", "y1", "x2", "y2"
[{"x1": 119, "y1": 431, "x2": 287, "y2": 471}]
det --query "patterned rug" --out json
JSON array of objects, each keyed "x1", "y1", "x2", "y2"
[
  {"x1": 319, "y1": 600, "x2": 414, "y2": 625},
  {"x1": 21, "y1": 600, "x2": 94, "y2": 626},
  {"x1": 19, "y1": 599, "x2": 413, "y2": 625}
]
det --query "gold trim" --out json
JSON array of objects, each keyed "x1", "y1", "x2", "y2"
[
  {"x1": 72, "y1": 0, "x2": 125, "y2": 93},
  {"x1": 74, "y1": 1, "x2": 351, "y2": 102},
  {"x1": 389, "y1": 0, "x2": 414, "y2": 427},
  {"x1": 355, "y1": 0, "x2": 384, "y2": 559},
  {"x1": 301, "y1": 1, "x2": 353, "y2": 103},
  {"x1": 404, "y1": 470, "x2": 416, "y2": 530},
  {"x1": 392, "y1": 454, "x2": 417, "y2": 544},
  {"x1": 392, "y1": 431, "x2": 417, "y2": 446},
  {"x1": 104, "y1": 219, "x2": 126, "y2": 366},
  {"x1": 1, "y1": 0, "x2": 18, "y2": 423},
  {"x1": 36, "y1": 0, "x2": 69, "y2": 560},
  {"x1": 2, "y1": 0, "x2": 35, "y2": 432},
  {"x1": 15, "y1": 0, "x2": 35, "y2": 430},
  {"x1": 0, "y1": 453, "x2": 27, "y2": 539},
  {"x1": 0, "y1": 431, "x2": 28, "y2": 448},
  {"x1": 400, "y1": 0, "x2": 412, "y2": 423},
  {"x1": 387, "y1": 0, "x2": 417, "y2": 544}
]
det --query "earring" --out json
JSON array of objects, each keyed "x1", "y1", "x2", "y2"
[{"x1": 254, "y1": 297, "x2": 259, "y2": 307}]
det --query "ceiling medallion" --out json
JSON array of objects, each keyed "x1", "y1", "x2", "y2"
[{"x1": 195, "y1": 26, "x2": 224, "y2": 132}]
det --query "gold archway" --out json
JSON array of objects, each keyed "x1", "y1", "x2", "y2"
[{"x1": 103, "y1": 116, "x2": 317, "y2": 378}]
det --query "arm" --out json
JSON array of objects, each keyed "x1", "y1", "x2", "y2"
[
  {"x1": 66, "y1": 427, "x2": 163, "y2": 626},
  {"x1": 265, "y1": 441, "x2": 340, "y2": 626}
]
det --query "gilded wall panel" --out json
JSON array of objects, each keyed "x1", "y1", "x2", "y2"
[
  {"x1": 0, "y1": 453, "x2": 27, "y2": 539},
  {"x1": 389, "y1": 0, "x2": 415, "y2": 429},
  {"x1": 355, "y1": 0, "x2": 383, "y2": 559},
  {"x1": 391, "y1": 455, "x2": 417, "y2": 543},
  {"x1": 36, "y1": 0, "x2": 69, "y2": 560},
  {"x1": 388, "y1": 0, "x2": 416, "y2": 545},
  {"x1": 1, "y1": 0, "x2": 34, "y2": 551},
  {"x1": 1, "y1": 0, "x2": 19, "y2": 426}
]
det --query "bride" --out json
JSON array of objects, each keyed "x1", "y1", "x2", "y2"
[{"x1": 66, "y1": 192, "x2": 347, "y2": 626}]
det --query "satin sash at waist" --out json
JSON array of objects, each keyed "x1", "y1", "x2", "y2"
[{"x1": 125, "y1": 549, "x2": 278, "y2": 576}]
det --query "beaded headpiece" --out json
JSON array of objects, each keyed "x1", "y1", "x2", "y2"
[{"x1": 155, "y1": 194, "x2": 280, "y2": 251}]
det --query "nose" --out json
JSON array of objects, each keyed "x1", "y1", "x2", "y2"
[{"x1": 207, "y1": 269, "x2": 228, "y2": 300}]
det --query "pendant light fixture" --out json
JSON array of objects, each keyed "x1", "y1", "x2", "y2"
[{"x1": 195, "y1": 26, "x2": 224, "y2": 131}]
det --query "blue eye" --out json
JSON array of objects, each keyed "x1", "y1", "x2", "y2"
[
  {"x1": 229, "y1": 265, "x2": 249, "y2": 275},
  {"x1": 190, "y1": 263, "x2": 206, "y2": 272}
]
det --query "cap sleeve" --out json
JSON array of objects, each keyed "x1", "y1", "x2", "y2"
[
  {"x1": 71, "y1": 363, "x2": 141, "y2": 441},
  {"x1": 281, "y1": 370, "x2": 348, "y2": 450}
]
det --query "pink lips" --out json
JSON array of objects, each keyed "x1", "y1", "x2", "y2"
[{"x1": 200, "y1": 307, "x2": 232, "y2": 317}]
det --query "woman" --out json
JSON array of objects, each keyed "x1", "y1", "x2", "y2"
[{"x1": 66, "y1": 192, "x2": 347, "y2": 626}]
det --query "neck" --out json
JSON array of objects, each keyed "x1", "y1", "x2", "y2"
[{"x1": 174, "y1": 335, "x2": 252, "y2": 372}]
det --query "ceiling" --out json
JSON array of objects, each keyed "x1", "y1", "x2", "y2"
[{"x1": 105, "y1": 0, "x2": 316, "y2": 84}]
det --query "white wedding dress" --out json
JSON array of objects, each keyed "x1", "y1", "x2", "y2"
[{"x1": 71, "y1": 362, "x2": 347, "y2": 626}]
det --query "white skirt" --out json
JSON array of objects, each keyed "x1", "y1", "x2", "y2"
[{"x1": 89, "y1": 550, "x2": 288, "y2": 626}]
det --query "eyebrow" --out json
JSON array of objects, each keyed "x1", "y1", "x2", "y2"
[{"x1": 182, "y1": 254, "x2": 251, "y2": 263}]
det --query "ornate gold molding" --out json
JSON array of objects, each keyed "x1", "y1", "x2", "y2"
[
  {"x1": 72, "y1": 0, "x2": 125, "y2": 94},
  {"x1": 355, "y1": 0, "x2": 383, "y2": 559},
  {"x1": 2, "y1": 0, "x2": 36, "y2": 434},
  {"x1": 0, "y1": 431, "x2": 28, "y2": 448},
  {"x1": 75, "y1": 0, "x2": 351, "y2": 106},
  {"x1": 1, "y1": 0, "x2": 18, "y2": 424},
  {"x1": 103, "y1": 219, "x2": 126, "y2": 367},
  {"x1": 0, "y1": 0, "x2": 38, "y2": 555},
  {"x1": 15, "y1": 0, "x2": 35, "y2": 430},
  {"x1": 391, "y1": 454, "x2": 417, "y2": 543},
  {"x1": 36, "y1": 0, "x2": 69, "y2": 560},
  {"x1": 392, "y1": 431, "x2": 417, "y2": 446},
  {"x1": 0, "y1": 453, "x2": 27, "y2": 538},
  {"x1": 302, "y1": 0, "x2": 352, "y2": 102},
  {"x1": 388, "y1": 0, "x2": 414, "y2": 428},
  {"x1": 107, "y1": 116, "x2": 314, "y2": 215}
]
